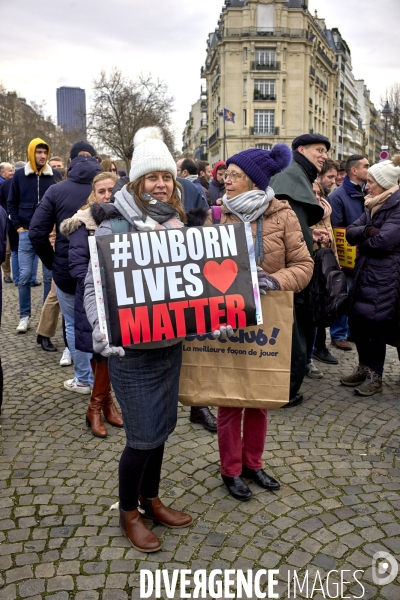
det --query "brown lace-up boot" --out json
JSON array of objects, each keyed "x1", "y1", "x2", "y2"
[
  {"x1": 139, "y1": 496, "x2": 193, "y2": 528},
  {"x1": 119, "y1": 508, "x2": 161, "y2": 552}
]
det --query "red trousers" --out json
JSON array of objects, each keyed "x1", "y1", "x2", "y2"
[{"x1": 217, "y1": 407, "x2": 268, "y2": 477}]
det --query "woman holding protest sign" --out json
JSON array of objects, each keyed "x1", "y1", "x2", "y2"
[
  {"x1": 214, "y1": 145, "x2": 314, "y2": 501},
  {"x1": 61, "y1": 171, "x2": 122, "y2": 439},
  {"x1": 83, "y1": 127, "x2": 231, "y2": 552}
]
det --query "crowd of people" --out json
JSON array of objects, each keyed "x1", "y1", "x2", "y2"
[{"x1": 0, "y1": 127, "x2": 400, "y2": 553}]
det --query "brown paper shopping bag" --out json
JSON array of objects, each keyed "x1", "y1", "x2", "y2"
[{"x1": 179, "y1": 291, "x2": 293, "y2": 409}]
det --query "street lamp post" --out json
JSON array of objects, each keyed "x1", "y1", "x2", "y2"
[{"x1": 382, "y1": 100, "x2": 392, "y2": 147}]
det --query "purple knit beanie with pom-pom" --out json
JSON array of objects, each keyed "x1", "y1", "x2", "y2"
[{"x1": 226, "y1": 144, "x2": 292, "y2": 191}]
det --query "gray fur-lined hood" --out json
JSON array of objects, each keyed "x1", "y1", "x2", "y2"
[{"x1": 60, "y1": 206, "x2": 98, "y2": 239}]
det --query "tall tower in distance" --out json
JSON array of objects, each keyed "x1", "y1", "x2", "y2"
[{"x1": 56, "y1": 86, "x2": 86, "y2": 138}]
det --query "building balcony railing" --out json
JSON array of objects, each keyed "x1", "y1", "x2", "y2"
[
  {"x1": 251, "y1": 61, "x2": 280, "y2": 71},
  {"x1": 200, "y1": 101, "x2": 207, "y2": 111},
  {"x1": 249, "y1": 126, "x2": 279, "y2": 136},
  {"x1": 253, "y1": 92, "x2": 276, "y2": 101},
  {"x1": 316, "y1": 46, "x2": 334, "y2": 70},
  {"x1": 208, "y1": 130, "x2": 219, "y2": 146},
  {"x1": 200, "y1": 119, "x2": 207, "y2": 127},
  {"x1": 315, "y1": 77, "x2": 328, "y2": 93},
  {"x1": 224, "y1": 27, "x2": 308, "y2": 40}
]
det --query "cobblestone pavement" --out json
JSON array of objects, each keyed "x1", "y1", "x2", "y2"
[{"x1": 1, "y1": 281, "x2": 400, "y2": 600}]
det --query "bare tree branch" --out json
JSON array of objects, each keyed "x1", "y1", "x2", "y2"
[
  {"x1": 87, "y1": 69, "x2": 175, "y2": 164},
  {"x1": 380, "y1": 83, "x2": 400, "y2": 155}
]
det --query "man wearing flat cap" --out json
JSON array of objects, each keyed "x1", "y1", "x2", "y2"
[{"x1": 270, "y1": 133, "x2": 330, "y2": 407}]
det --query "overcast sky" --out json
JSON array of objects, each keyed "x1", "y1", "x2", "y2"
[{"x1": 1, "y1": 0, "x2": 398, "y2": 152}]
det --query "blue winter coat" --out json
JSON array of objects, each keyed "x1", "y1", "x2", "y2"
[
  {"x1": 7, "y1": 163, "x2": 61, "y2": 230},
  {"x1": 177, "y1": 177, "x2": 209, "y2": 212},
  {"x1": 209, "y1": 179, "x2": 225, "y2": 205},
  {"x1": 346, "y1": 188, "x2": 400, "y2": 323},
  {"x1": 29, "y1": 156, "x2": 101, "y2": 294},
  {"x1": 60, "y1": 207, "x2": 96, "y2": 353},
  {"x1": 330, "y1": 176, "x2": 365, "y2": 228}
]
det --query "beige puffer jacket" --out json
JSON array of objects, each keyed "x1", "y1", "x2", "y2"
[{"x1": 219, "y1": 198, "x2": 314, "y2": 293}]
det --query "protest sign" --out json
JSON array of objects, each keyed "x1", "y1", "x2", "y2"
[
  {"x1": 179, "y1": 291, "x2": 293, "y2": 409},
  {"x1": 89, "y1": 223, "x2": 262, "y2": 347},
  {"x1": 333, "y1": 227, "x2": 357, "y2": 269}
]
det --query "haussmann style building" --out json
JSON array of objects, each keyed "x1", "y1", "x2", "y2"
[{"x1": 182, "y1": 0, "x2": 382, "y2": 164}]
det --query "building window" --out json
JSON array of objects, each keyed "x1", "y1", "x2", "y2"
[
  {"x1": 243, "y1": 78, "x2": 247, "y2": 95},
  {"x1": 254, "y1": 110, "x2": 275, "y2": 134},
  {"x1": 282, "y1": 110, "x2": 285, "y2": 128},
  {"x1": 255, "y1": 49, "x2": 276, "y2": 66},
  {"x1": 255, "y1": 144, "x2": 272, "y2": 150},
  {"x1": 243, "y1": 48, "x2": 248, "y2": 62},
  {"x1": 283, "y1": 48, "x2": 287, "y2": 63},
  {"x1": 243, "y1": 109, "x2": 247, "y2": 126},
  {"x1": 254, "y1": 80, "x2": 275, "y2": 99},
  {"x1": 282, "y1": 79, "x2": 286, "y2": 95}
]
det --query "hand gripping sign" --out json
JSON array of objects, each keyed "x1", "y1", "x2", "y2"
[{"x1": 89, "y1": 223, "x2": 262, "y2": 347}]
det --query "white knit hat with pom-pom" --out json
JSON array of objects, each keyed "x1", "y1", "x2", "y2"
[
  {"x1": 368, "y1": 154, "x2": 400, "y2": 190},
  {"x1": 129, "y1": 126, "x2": 177, "y2": 182}
]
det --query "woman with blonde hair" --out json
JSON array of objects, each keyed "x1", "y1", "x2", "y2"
[
  {"x1": 84, "y1": 128, "x2": 197, "y2": 552},
  {"x1": 60, "y1": 171, "x2": 123, "y2": 438}
]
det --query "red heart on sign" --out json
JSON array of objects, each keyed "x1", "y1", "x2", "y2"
[{"x1": 203, "y1": 259, "x2": 238, "y2": 294}]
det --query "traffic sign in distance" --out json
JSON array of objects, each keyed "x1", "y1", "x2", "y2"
[{"x1": 380, "y1": 151, "x2": 389, "y2": 160}]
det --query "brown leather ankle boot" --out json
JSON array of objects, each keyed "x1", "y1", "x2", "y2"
[
  {"x1": 93, "y1": 361, "x2": 123, "y2": 428},
  {"x1": 86, "y1": 360, "x2": 107, "y2": 438},
  {"x1": 119, "y1": 508, "x2": 161, "y2": 552},
  {"x1": 139, "y1": 496, "x2": 193, "y2": 528}
]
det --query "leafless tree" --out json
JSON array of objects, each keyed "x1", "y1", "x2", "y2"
[
  {"x1": 87, "y1": 69, "x2": 175, "y2": 166},
  {"x1": 381, "y1": 83, "x2": 400, "y2": 154},
  {"x1": 0, "y1": 83, "x2": 77, "y2": 164}
]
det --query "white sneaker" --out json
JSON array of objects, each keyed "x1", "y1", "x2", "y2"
[
  {"x1": 60, "y1": 347, "x2": 72, "y2": 366},
  {"x1": 16, "y1": 316, "x2": 31, "y2": 333},
  {"x1": 305, "y1": 359, "x2": 323, "y2": 379},
  {"x1": 63, "y1": 376, "x2": 91, "y2": 395}
]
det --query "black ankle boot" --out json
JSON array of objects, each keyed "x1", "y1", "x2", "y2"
[
  {"x1": 221, "y1": 475, "x2": 252, "y2": 501},
  {"x1": 37, "y1": 334, "x2": 57, "y2": 352},
  {"x1": 241, "y1": 466, "x2": 280, "y2": 490},
  {"x1": 190, "y1": 407, "x2": 217, "y2": 432}
]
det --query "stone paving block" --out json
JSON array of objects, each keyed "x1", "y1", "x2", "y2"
[
  {"x1": 0, "y1": 584, "x2": 16, "y2": 600},
  {"x1": 35, "y1": 562, "x2": 55, "y2": 578},
  {"x1": 103, "y1": 591, "x2": 129, "y2": 600},
  {"x1": 18, "y1": 579, "x2": 45, "y2": 598},
  {"x1": 6, "y1": 565, "x2": 33, "y2": 584},
  {"x1": 47, "y1": 575, "x2": 75, "y2": 593}
]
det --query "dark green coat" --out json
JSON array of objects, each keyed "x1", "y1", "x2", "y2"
[{"x1": 271, "y1": 161, "x2": 323, "y2": 255}]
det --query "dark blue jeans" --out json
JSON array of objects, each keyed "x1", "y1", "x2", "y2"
[{"x1": 109, "y1": 342, "x2": 183, "y2": 449}]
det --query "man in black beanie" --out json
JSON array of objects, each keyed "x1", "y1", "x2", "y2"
[
  {"x1": 69, "y1": 141, "x2": 97, "y2": 161},
  {"x1": 270, "y1": 133, "x2": 329, "y2": 407}
]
